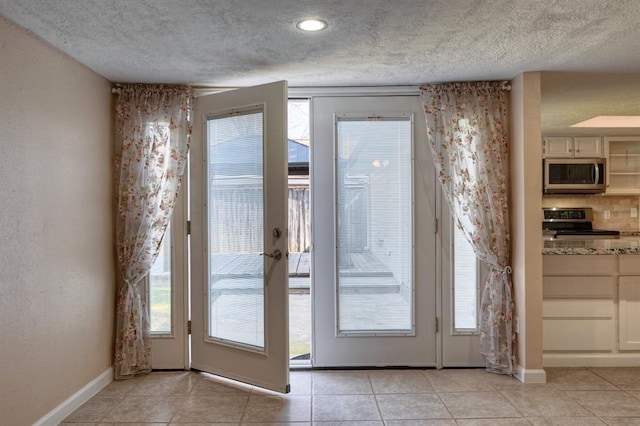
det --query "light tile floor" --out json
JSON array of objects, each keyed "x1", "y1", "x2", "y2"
[{"x1": 61, "y1": 367, "x2": 640, "y2": 425}]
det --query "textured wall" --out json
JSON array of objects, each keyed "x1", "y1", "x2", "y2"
[{"x1": 0, "y1": 16, "x2": 114, "y2": 425}]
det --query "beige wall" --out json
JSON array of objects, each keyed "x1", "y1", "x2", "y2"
[
  {"x1": 510, "y1": 72, "x2": 544, "y2": 377},
  {"x1": 0, "y1": 16, "x2": 114, "y2": 425}
]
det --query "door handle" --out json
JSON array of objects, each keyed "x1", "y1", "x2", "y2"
[{"x1": 260, "y1": 249, "x2": 282, "y2": 260}]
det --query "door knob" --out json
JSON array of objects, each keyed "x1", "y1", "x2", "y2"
[{"x1": 260, "y1": 249, "x2": 282, "y2": 260}]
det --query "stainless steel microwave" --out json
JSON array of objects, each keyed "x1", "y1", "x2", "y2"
[{"x1": 543, "y1": 158, "x2": 606, "y2": 194}]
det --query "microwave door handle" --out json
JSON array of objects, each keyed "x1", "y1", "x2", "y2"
[{"x1": 593, "y1": 161, "x2": 600, "y2": 185}]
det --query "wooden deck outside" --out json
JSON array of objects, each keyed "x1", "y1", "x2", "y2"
[
  {"x1": 211, "y1": 251, "x2": 398, "y2": 293},
  {"x1": 213, "y1": 251, "x2": 392, "y2": 278},
  {"x1": 289, "y1": 251, "x2": 392, "y2": 277}
]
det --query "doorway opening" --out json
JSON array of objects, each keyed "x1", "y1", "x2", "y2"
[{"x1": 288, "y1": 99, "x2": 311, "y2": 363}]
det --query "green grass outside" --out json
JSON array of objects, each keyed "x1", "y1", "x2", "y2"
[{"x1": 150, "y1": 285, "x2": 171, "y2": 333}]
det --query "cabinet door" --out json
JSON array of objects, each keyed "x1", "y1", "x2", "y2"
[
  {"x1": 604, "y1": 137, "x2": 640, "y2": 195},
  {"x1": 543, "y1": 137, "x2": 573, "y2": 158},
  {"x1": 619, "y1": 276, "x2": 640, "y2": 350},
  {"x1": 574, "y1": 137, "x2": 602, "y2": 158}
]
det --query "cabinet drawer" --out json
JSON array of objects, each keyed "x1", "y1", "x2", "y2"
[
  {"x1": 544, "y1": 255, "x2": 617, "y2": 275},
  {"x1": 619, "y1": 255, "x2": 640, "y2": 274},
  {"x1": 543, "y1": 276, "x2": 615, "y2": 298},
  {"x1": 543, "y1": 299, "x2": 614, "y2": 318},
  {"x1": 543, "y1": 319, "x2": 615, "y2": 351}
]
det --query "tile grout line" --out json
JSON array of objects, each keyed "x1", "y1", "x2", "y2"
[
  {"x1": 309, "y1": 370, "x2": 314, "y2": 423},
  {"x1": 368, "y1": 372, "x2": 385, "y2": 423},
  {"x1": 428, "y1": 375, "x2": 458, "y2": 421},
  {"x1": 98, "y1": 373, "x2": 147, "y2": 424},
  {"x1": 167, "y1": 372, "x2": 202, "y2": 424}
]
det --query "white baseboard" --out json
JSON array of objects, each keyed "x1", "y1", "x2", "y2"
[
  {"x1": 514, "y1": 365, "x2": 547, "y2": 383},
  {"x1": 544, "y1": 353, "x2": 640, "y2": 368},
  {"x1": 34, "y1": 367, "x2": 113, "y2": 426}
]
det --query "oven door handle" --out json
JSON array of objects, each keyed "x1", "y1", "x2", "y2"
[{"x1": 593, "y1": 161, "x2": 600, "y2": 185}]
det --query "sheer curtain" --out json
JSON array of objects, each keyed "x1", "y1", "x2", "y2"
[
  {"x1": 420, "y1": 81, "x2": 515, "y2": 375},
  {"x1": 114, "y1": 84, "x2": 193, "y2": 379}
]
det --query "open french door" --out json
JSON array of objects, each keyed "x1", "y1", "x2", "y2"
[{"x1": 190, "y1": 81, "x2": 290, "y2": 393}]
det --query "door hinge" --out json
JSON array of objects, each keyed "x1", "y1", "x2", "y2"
[
  {"x1": 187, "y1": 320, "x2": 192, "y2": 335},
  {"x1": 187, "y1": 221, "x2": 191, "y2": 235},
  {"x1": 435, "y1": 317, "x2": 439, "y2": 333}
]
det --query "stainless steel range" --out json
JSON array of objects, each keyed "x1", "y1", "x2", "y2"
[{"x1": 542, "y1": 207, "x2": 620, "y2": 240}]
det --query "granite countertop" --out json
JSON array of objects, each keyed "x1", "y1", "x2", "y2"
[{"x1": 543, "y1": 236, "x2": 640, "y2": 255}]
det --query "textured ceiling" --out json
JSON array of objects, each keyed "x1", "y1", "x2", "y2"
[
  {"x1": 3, "y1": 0, "x2": 640, "y2": 135},
  {"x1": 2, "y1": 0, "x2": 640, "y2": 87}
]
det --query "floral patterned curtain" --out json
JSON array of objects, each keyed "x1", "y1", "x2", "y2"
[
  {"x1": 420, "y1": 81, "x2": 515, "y2": 375},
  {"x1": 114, "y1": 84, "x2": 194, "y2": 379}
]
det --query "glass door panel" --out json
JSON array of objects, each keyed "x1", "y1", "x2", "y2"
[
  {"x1": 336, "y1": 116, "x2": 413, "y2": 334},
  {"x1": 207, "y1": 109, "x2": 265, "y2": 350},
  {"x1": 149, "y1": 222, "x2": 172, "y2": 334},
  {"x1": 453, "y1": 224, "x2": 479, "y2": 331}
]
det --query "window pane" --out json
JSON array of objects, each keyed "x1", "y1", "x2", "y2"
[
  {"x1": 207, "y1": 109, "x2": 265, "y2": 350},
  {"x1": 149, "y1": 224, "x2": 171, "y2": 334},
  {"x1": 336, "y1": 116, "x2": 413, "y2": 333},
  {"x1": 453, "y1": 224, "x2": 478, "y2": 331}
]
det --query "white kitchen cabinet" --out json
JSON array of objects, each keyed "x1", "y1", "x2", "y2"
[
  {"x1": 604, "y1": 136, "x2": 640, "y2": 195},
  {"x1": 542, "y1": 254, "x2": 640, "y2": 366},
  {"x1": 543, "y1": 136, "x2": 602, "y2": 158},
  {"x1": 618, "y1": 256, "x2": 640, "y2": 350},
  {"x1": 542, "y1": 260, "x2": 617, "y2": 353},
  {"x1": 574, "y1": 137, "x2": 603, "y2": 158},
  {"x1": 544, "y1": 137, "x2": 573, "y2": 158}
]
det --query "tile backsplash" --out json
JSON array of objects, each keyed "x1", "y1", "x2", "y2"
[{"x1": 542, "y1": 195, "x2": 640, "y2": 232}]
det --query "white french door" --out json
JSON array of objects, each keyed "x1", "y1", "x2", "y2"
[
  {"x1": 311, "y1": 96, "x2": 438, "y2": 367},
  {"x1": 150, "y1": 87, "x2": 484, "y2": 375},
  {"x1": 189, "y1": 81, "x2": 290, "y2": 392}
]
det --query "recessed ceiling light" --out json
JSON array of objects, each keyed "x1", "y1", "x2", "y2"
[
  {"x1": 571, "y1": 116, "x2": 640, "y2": 128},
  {"x1": 297, "y1": 19, "x2": 328, "y2": 32}
]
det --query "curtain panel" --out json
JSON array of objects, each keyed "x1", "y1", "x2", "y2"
[
  {"x1": 420, "y1": 81, "x2": 515, "y2": 375},
  {"x1": 114, "y1": 84, "x2": 194, "y2": 379}
]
